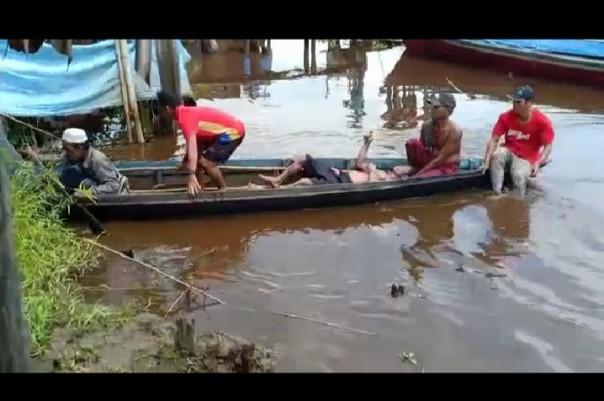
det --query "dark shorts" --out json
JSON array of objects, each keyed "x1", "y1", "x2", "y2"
[
  {"x1": 300, "y1": 154, "x2": 352, "y2": 185},
  {"x1": 200, "y1": 134, "x2": 244, "y2": 164}
]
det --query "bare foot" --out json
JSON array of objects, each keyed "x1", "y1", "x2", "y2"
[
  {"x1": 247, "y1": 182, "x2": 269, "y2": 190},
  {"x1": 258, "y1": 174, "x2": 281, "y2": 188}
]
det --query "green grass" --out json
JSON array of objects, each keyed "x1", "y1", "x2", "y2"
[{"x1": 10, "y1": 164, "x2": 128, "y2": 356}]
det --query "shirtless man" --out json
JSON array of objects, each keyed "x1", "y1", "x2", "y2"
[
  {"x1": 400, "y1": 92, "x2": 463, "y2": 177},
  {"x1": 256, "y1": 131, "x2": 407, "y2": 188}
]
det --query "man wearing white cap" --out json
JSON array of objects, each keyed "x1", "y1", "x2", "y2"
[{"x1": 55, "y1": 128, "x2": 128, "y2": 196}]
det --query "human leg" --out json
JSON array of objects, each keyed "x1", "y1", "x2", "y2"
[
  {"x1": 258, "y1": 154, "x2": 306, "y2": 188},
  {"x1": 405, "y1": 138, "x2": 431, "y2": 173},
  {"x1": 413, "y1": 163, "x2": 459, "y2": 178},
  {"x1": 489, "y1": 147, "x2": 511, "y2": 194},
  {"x1": 260, "y1": 154, "x2": 345, "y2": 187},
  {"x1": 249, "y1": 177, "x2": 314, "y2": 190},
  {"x1": 509, "y1": 153, "x2": 532, "y2": 197},
  {"x1": 200, "y1": 137, "x2": 244, "y2": 189}
]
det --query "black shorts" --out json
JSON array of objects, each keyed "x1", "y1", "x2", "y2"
[
  {"x1": 300, "y1": 154, "x2": 352, "y2": 185},
  {"x1": 201, "y1": 135, "x2": 244, "y2": 164}
]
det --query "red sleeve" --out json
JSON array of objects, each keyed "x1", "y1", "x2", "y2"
[
  {"x1": 177, "y1": 109, "x2": 199, "y2": 140},
  {"x1": 539, "y1": 114, "x2": 555, "y2": 145},
  {"x1": 491, "y1": 112, "x2": 509, "y2": 138}
]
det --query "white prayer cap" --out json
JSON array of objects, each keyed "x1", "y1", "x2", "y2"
[{"x1": 62, "y1": 128, "x2": 88, "y2": 144}]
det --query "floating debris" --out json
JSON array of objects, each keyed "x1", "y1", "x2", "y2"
[
  {"x1": 455, "y1": 265, "x2": 468, "y2": 273},
  {"x1": 399, "y1": 351, "x2": 424, "y2": 373},
  {"x1": 390, "y1": 284, "x2": 405, "y2": 298}
]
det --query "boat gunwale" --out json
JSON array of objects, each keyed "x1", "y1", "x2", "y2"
[{"x1": 114, "y1": 157, "x2": 409, "y2": 173}]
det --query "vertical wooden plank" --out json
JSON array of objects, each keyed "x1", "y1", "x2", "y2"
[
  {"x1": 115, "y1": 40, "x2": 134, "y2": 144},
  {"x1": 118, "y1": 40, "x2": 145, "y2": 144}
]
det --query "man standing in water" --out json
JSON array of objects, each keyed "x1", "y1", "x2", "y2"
[
  {"x1": 155, "y1": 91, "x2": 246, "y2": 195},
  {"x1": 400, "y1": 92, "x2": 463, "y2": 178},
  {"x1": 482, "y1": 85, "x2": 554, "y2": 196}
]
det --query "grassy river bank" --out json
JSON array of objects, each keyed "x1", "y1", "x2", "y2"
[{"x1": 11, "y1": 165, "x2": 276, "y2": 372}]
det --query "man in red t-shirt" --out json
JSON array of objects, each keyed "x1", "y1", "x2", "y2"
[
  {"x1": 156, "y1": 91, "x2": 246, "y2": 195},
  {"x1": 483, "y1": 85, "x2": 554, "y2": 196}
]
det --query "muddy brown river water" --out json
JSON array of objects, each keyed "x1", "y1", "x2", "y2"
[{"x1": 88, "y1": 40, "x2": 604, "y2": 372}]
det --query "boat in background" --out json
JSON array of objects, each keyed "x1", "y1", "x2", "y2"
[
  {"x1": 402, "y1": 40, "x2": 604, "y2": 89},
  {"x1": 70, "y1": 157, "x2": 489, "y2": 221}
]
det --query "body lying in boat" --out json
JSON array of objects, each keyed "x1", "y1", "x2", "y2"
[
  {"x1": 253, "y1": 132, "x2": 406, "y2": 189},
  {"x1": 254, "y1": 94, "x2": 463, "y2": 190}
]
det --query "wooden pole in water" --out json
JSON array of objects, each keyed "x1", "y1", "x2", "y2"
[
  {"x1": 310, "y1": 39, "x2": 317, "y2": 74},
  {"x1": 117, "y1": 40, "x2": 145, "y2": 144},
  {"x1": 115, "y1": 40, "x2": 134, "y2": 144},
  {"x1": 303, "y1": 40, "x2": 309, "y2": 72},
  {"x1": 135, "y1": 39, "x2": 152, "y2": 85}
]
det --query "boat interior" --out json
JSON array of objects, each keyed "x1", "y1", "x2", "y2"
[
  {"x1": 125, "y1": 164, "x2": 292, "y2": 193},
  {"x1": 119, "y1": 158, "x2": 484, "y2": 195}
]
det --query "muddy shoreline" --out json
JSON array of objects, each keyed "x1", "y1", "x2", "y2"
[{"x1": 42, "y1": 313, "x2": 277, "y2": 373}]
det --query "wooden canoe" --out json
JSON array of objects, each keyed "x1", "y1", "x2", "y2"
[
  {"x1": 70, "y1": 157, "x2": 490, "y2": 221},
  {"x1": 402, "y1": 39, "x2": 604, "y2": 89}
]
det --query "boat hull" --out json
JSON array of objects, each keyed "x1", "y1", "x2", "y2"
[
  {"x1": 402, "y1": 39, "x2": 604, "y2": 89},
  {"x1": 70, "y1": 157, "x2": 491, "y2": 221}
]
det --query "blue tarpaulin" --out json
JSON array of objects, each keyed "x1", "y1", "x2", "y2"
[
  {"x1": 0, "y1": 40, "x2": 192, "y2": 117},
  {"x1": 462, "y1": 39, "x2": 604, "y2": 60}
]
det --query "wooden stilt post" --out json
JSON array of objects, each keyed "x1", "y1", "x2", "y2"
[
  {"x1": 118, "y1": 40, "x2": 145, "y2": 144},
  {"x1": 115, "y1": 40, "x2": 134, "y2": 144},
  {"x1": 310, "y1": 39, "x2": 317, "y2": 74},
  {"x1": 303, "y1": 40, "x2": 309, "y2": 72},
  {"x1": 135, "y1": 39, "x2": 152, "y2": 85}
]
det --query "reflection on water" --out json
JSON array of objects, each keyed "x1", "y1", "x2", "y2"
[{"x1": 96, "y1": 40, "x2": 604, "y2": 372}]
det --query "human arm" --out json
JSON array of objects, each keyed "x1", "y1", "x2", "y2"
[
  {"x1": 86, "y1": 153, "x2": 122, "y2": 195},
  {"x1": 531, "y1": 118, "x2": 555, "y2": 176},
  {"x1": 354, "y1": 131, "x2": 374, "y2": 172},
  {"x1": 184, "y1": 136, "x2": 203, "y2": 195},
  {"x1": 178, "y1": 111, "x2": 203, "y2": 195},
  {"x1": 539, "y1": 144, "x2": 553, "y2": 165},
  {"x1": 483, "y1": 114, "x2": 508, "y2": 171},
  {"x1": 178, "y1": 116, "x2": 200, "y2": 175},
  {"x1": 415, "y1": 125, "x2": 462, "y2": 176}
]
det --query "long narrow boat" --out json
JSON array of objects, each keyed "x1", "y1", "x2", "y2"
[
  {"x1": 70, "y1": 157, "x2": 490, "y2": 221},
  {"x1": 402, "y1": 40, "x2": 604, "y2": 89}
]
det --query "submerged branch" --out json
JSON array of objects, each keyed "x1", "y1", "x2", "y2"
[{"x1": 84, "y1": 239, "x2": 226, "y2": 306}]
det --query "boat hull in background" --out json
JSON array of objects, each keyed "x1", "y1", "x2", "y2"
[{"x1": 402, "y1": 39, "x2": 604, "y2": 89}]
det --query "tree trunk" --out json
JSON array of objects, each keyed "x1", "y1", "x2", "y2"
[{"x1": 0, "y1": 145, "x2": 32, "y2": 372}]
